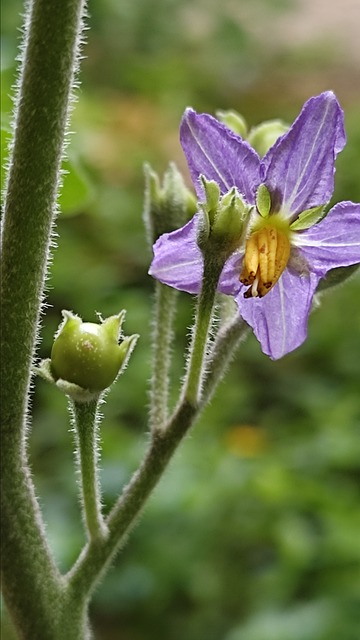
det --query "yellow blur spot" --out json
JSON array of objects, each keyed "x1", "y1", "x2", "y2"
[{"x1": 225, "y1": 425, "x2": 267, "y2": 457}]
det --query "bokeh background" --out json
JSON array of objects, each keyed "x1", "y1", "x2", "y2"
[{"x1": 1, "y1": 0, "x2": 360, "y2": 638}]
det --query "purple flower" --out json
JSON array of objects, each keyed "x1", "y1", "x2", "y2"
[{"x1": 149, "y1": 92, "x2": 360, "y2": 359}]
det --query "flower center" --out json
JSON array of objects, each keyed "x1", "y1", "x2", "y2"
[{"x1": 240, "y1": 225, "x2": 291, "y2": 298}]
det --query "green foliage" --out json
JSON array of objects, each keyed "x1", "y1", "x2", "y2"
[{"x1": 1, "y1": 95, "x2": 93, "y2": 215}]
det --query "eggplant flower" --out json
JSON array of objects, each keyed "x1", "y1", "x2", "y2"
[{"x1": 149, "y1": 92, "x2": 360, "y2": 359}]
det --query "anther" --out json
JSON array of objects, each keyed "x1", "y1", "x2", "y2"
[{"x1": 240, "y1": 225, "x2": 290, "y2": 298}]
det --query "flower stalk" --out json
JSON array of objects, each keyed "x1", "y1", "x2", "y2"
[
  {"x1": 66, "y1": 398, "x2": 197, "y2": 599},
  {"x1": 184, "y1": 255, "x2": 224, "y2": 407},
  {"x1": 149, "y1": 281, "x2": 179, "y2": 430},
  {"x1": 71, "y1": 399, "x2": 107, "y2": 541}
]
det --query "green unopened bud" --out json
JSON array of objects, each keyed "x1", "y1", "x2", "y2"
[
  {"x1": 143, "y1": 162, "x2": 196, "y2": 245},
  {"x1": 248, "y1": 119, "x2": 289, "y2": 157},
  {"x1": 216, "y1": 109, "x2": 248, "y2": 138},
  {"x1": 37, "y1": 311, "x2": 138, "y2": 400}
]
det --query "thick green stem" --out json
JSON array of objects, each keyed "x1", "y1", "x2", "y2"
[
  {"x1": 0, "y1": 0, "x2": 87, "y2": 636},
  {"x1": 184, "y1": 257, "x2": 223, "y2": 406},
  {"x1": 72, "y1": 399, "x2": 107, "y2": 541},
  {"x1": 149, "y1": 282, "x2": 178, "y2": 430}
]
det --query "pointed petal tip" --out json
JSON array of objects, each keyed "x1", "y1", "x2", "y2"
[{"x1": 181, "y1": 107, "x2": 197, "y2": 125}]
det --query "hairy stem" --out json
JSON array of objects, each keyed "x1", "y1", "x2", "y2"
[
  {"x1": 0, "y1": 0, "x2": 87, "y2": 636},
  {"x1": 72, "y1": 399, "x2": 107, "y2": 541},
  {"x1": 149, "y1": 282, "x2": 178, "y2": 430},
  {"x1": 66, "y1": 398, "x2": 197, "y2": 597},
  {"x1": 184, "y1": 257, "x2": 223, "y2": 406},
  {"x1": 64, "y1": 257, "x2": 227, "y2": 599}
]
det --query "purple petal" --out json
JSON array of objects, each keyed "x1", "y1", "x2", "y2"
[
  {"x1": 262, "y1": 92, "x2": 346, "y2": 217},
  {"x1": 294, "y1": 201, "x2": 360, "y2": 274},
  {"x1": 149, "y1": 218, "x2": 203, "y2": 293},
  {"x1": 218, "y1": 252, "x2": 244, "y2": 296},
  {"x1": 236, "y1": 267, "x2": 321, "y2": 359},
  {"x1": 180, "y1": 108, "x2": 260, "y2": 204}
]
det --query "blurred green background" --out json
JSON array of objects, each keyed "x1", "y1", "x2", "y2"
[{"x1": 1, "y1": 0, "x2": 360, "y2": 638}]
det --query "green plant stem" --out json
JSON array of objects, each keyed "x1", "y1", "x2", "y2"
[
  {"x1": 184, "y1": 256, "x2": 224, "y2": 406},
  {"x1": 149, "y1": 282, "x2": 178, "y2": 430},
  {"x1": 72, "y1": 399, "x2": 107, "y2": 541},
  {"x1": 65, "y1": 255, "x2": 227, "y2": 598},
  {"x1": 66, "y1": 398, "x2": 197, "y2": 597},
  {"x1": 0, "y1": 0, "x2": 87, "y2": 636}
]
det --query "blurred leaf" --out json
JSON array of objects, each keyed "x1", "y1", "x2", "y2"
[
  {"x1": 225, "y1": 601, "x2": 335, "y2": 640},
  {"x1": 1, "y1": 131, "x2": 93, "y2": 215},
  {"x1": 59, "y1": 157, "x2": 93, "y2": 215}
]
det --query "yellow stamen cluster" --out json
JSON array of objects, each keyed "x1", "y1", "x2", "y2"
[{"x1": 240, "y1": 225, "x2": 291, "y2": 298}]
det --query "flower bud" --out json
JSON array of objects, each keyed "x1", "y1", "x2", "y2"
[
  {"x1": 50, "y1": 310, "x2": 137, "y2": 395},
  {"x1": 216, "y1": 109, "x2": 248, "y2": 138},
  {"x1": 247, "y1": 119, "x2": 289, "y2": 157},
  {"x1": 143, "y1": 162, "x2": 197, "y2": 246}
]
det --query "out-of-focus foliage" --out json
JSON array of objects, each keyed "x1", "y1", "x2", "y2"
[{"x1": 1, "y1": 0, "x2": 360, "y2": 639}]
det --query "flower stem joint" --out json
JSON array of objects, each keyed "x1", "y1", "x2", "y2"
[{"x1": 36, "y1": 311, "x2": 138, "y2": 401}]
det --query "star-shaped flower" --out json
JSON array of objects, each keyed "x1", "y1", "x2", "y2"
[{"x1": 149, "y1": 92, "x2": 360, "y2": 359}]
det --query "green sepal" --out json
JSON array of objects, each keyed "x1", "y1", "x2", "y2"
[
  {"x1": 196, "y1": 176, "x2": 220, "y2": 249},
  {"x1": 216, "y1": 109, "x2": 248, "y2": 138},
  {"x1": 200, "y1": 175, "x2": 221, "y2": 224},
  {"x1": 34, "y1": 358, "x2": 101, "y2": 403},
  {"x1": 316, "y1": 264, "x2": 359, "y2": 292},
  {"x1": 212, "y1": 187, "x2": 246, "y2": 245},
  {"x1": 290, "y1": 205, "x2": 327, "y2": 231},
  {"x1": 256, "y1": 183, "x2": 271, "y2": 218},
  {"x1": 196, "y1": 178, "x2": 250, "y2": 257}
]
